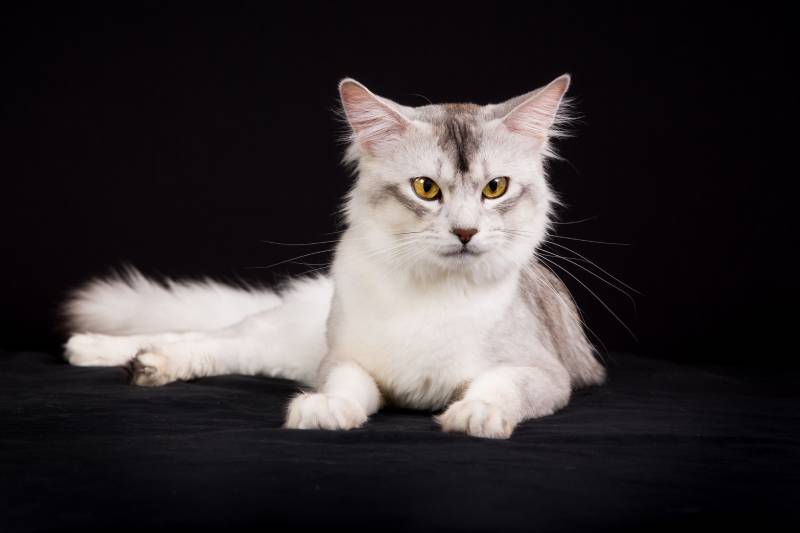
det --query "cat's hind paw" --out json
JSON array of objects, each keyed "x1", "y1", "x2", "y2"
[
  {"x1": 437, "y1": 399, "x2": 516, "y2": 439},
  {"x1": 284, "y1": 393, "x2": 367, "y2": 431},
  {"x1": 65, "y1": 333, "x2": 140, "y2": 367},
  {"x1": 126, "y1": 352, "x2": 175, "y2": 387}
]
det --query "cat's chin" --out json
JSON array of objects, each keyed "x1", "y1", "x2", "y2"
[
  {"x1": 420, "y1": 252, "x2": 516, "y2": 283},
  {"x1": 439, "y1": 249, "x2": 484, "y2": 258},
  {"x1": 435, "y1": 249, "x2": 487, "y2": 270}
]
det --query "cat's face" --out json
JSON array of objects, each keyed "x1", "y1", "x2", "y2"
[{"x1": 340, "y1": 77, "x2": 570, "y2": 282}]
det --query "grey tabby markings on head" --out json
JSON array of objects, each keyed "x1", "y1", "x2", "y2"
[
  {"x1": 375, "y1": 184, "x2": 429, "y2": 217},
  {"x1": 495, "y1": 185, "x2": 531, "y2": 215},
  {"x1": 435, "y1": 104, "x2": 481, "y2": 175}
]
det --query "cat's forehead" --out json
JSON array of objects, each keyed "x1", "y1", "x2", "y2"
[{"x1": 414, "y1": 103, "x2": 488, "y2": 176}]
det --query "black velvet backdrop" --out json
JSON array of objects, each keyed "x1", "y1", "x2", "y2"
[
  {"x1": 0, "y1": 4, "x2": 794, "y2": 362},
  {"x1": 2, "y1": 5, "x2": 799, "y2": 533}
]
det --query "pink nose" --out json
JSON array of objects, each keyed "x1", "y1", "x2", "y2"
[{"x1": 452, "y1": 227, "x2": 478, "y2": 244}]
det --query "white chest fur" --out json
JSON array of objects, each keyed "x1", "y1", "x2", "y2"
[{"x1": 328, "y1": 243, "x2": 520, "y2": 410}]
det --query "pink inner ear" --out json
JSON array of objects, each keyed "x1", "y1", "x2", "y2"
[
  {"x1": 340, "y1": 82, "x2": 408, "y2": 152},
  {"x1": 503, "y1": 77, "x2": 569, "y2": 141}
]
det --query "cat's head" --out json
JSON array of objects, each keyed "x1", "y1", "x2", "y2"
[{"x1": 339, "y1": 76, "x2": 571, "y2": 283}]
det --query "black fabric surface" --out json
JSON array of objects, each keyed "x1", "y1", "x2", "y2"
[{"x1": 1, "y1": 350, "x2": 797, "y2": 532}]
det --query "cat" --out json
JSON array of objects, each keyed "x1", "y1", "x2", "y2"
[{"x1": 63, "y1": 75, "x2": 605, "y2": 439}]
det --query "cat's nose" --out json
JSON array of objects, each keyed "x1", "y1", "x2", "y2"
[{"x1": 452, "y1": 227, "x2": 478, "y2": 244}]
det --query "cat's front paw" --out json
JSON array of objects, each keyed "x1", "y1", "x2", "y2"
[
  {"x1": 437, "y1": 399, "x2": 516, "y2": 439},
  {"x1": 284, "y1": 393, "x2": 367, "y2": 431},
  {"x1": 65, "y1": 333, "x2": 140, "y2": 367},
  {"x1": 126, "y1": 352, "x2": 175, "y2": 387}
]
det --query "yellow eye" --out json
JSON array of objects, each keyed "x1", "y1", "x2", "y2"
[
  {"x1": 482, "y1": 176, "x2": 509, "y2": 199},
  {"x1": 411, "y1": 177, "x2": 441, "y2": 200}
]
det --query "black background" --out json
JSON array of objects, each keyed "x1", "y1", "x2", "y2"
[
  {"x1": 1, "y1": 3, "x2": 794, "y2": 366},
  {"x1": 2, "y1": 6, "x2": 798, "y2": 532}
]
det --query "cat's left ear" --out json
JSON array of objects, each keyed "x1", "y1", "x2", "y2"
[
  {"x1": 499, "y1": 74, "x2": 571, "y2": 142},
  {"x1": 339, "y1": 79, "x2": 411, "y2": 154}
]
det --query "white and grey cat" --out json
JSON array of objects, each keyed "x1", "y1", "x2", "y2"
[{"x1": 64, "y1": 75, "x2": 605, "y2": 439}]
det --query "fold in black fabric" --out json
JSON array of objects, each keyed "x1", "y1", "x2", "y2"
[{"x1": 1, "y1": 350, "x2": 797, "y2": 532}]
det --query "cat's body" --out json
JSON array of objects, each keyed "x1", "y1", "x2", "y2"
[{"x1": 64, "y1": 76, "x2": 605, "y2": 438}]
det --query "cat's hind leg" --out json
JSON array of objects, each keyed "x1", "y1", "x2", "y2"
[
  {"x1": 65, "y1": 332, "x2": 202, "y2": 367},
  {"x1": 124, "y1": 333, "x2": 274, "y2": 387},
  {"x1": 126, "y1": 284, "x2": 331, "y2": 386},
  {"x1": 66, "y1": 275, "x2": 332, "y2": 386}
]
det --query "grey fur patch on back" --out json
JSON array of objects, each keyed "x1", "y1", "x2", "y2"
[
  {"x1": 435, "y1": 104, "x2": 481, "y2": 174},
  {"x1": 522, "y1": 259, "x2": 606, "y2": 388}
]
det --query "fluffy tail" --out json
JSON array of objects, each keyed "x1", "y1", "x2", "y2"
[{"x1": 63, "y1": 267, "x2": 283, "y2": 336}]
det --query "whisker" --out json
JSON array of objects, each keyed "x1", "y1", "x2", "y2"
[
  {"x1": 248, "y1": 248, "x2": 338, "y2": 270},
  {"x1": 538, "y1": 254, "x2": 638, "y2": 341},
  {"x1": 295, "y1": 264, "x2": 331, "y2": 277},
  {"x1": 501, "y1": 228, "x2": 629, "y2": 246},
  {"x1": 409, "y1": 92, "x2": 434, "y2": 105},
  {"x1": 293, "y1": 261, "x2": 331, "y2": 267},
  {"x1": 501, "y1": 227, "x2": 640, "y2": 297},
  {"x1": 256, "y1": 232, "x2": 425, "y2": 271},
  {"x1": 550, "y1": 235, "x2": 630, "y2": 246},
  {"x1": 543, "y1": 240, "x2": 641, "y2": 295},
  {"x1": 538, "y1": 249, "x2": 637, "y2": 309},
  {"x1": 495, "y1": 247, "x2": 608, "y2": 354},
  {"x1": 550, "y1": 216, "x2": 598, "y2": 225},
  {"x1": 531, "y1": 255, "x2": 609, "y2": 355},
  {"x1": 345, "y1": 234, "x2": 426, "y2": 266},
  {"x1": 261, "y1": 239, "x2": 342, "y2": 247}
]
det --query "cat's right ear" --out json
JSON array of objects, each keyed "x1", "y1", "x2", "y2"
[{"x1": 339, "y1": 79, "x2": 410, "y2": 154}]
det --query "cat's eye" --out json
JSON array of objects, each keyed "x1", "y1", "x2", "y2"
[
  {"x1": 482, "y1": 177, "x2": 509, "y2": 199},
  {"x1": 411, "y1": 177, "x2": 441, "y2": 201}
]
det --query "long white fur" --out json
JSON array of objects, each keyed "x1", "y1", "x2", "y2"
[
  {"x1": 63, "y1": 75, "x2": 604, "y2": 439},
  {"x1": 65, "y1": 267, "x2": 282, "y2": 335},
  {"x1": 66, "y1": 275, "x2": 333, "y2": 384}
]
